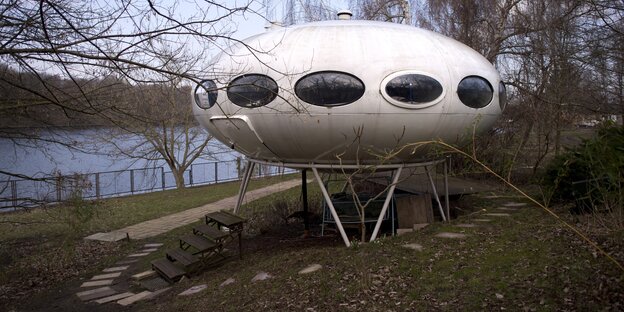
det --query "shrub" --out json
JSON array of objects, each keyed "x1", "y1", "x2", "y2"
[{"x1": 542, "y1": 123, "x2": 624, "y2": 215}]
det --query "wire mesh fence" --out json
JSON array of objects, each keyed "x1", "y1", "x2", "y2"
[{"x1": 0, "y1": 160, "x2": 295, "y2": 210}]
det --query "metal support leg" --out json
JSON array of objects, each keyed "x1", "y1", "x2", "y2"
[
  {"x1": 234, "y1": 161, "x2": 255, "y2": 214},
  {"x1": 312, "y1": 168, "x2": 351, "y2": 247},
  {"x1": 444, "y1": 157, "x2": 450, "y2": 221},
  {"x1": 370, "y1": 167, "x2": 402, "y2": 242},
  {"x1": 425, "y1": 166, "x2": 447, "y2": 222}
]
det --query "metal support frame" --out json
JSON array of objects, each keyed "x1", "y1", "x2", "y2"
[
  {"x1": 235, "y1": 157, "x2": 451, "y2": 246},
  {"x1": 369, "y1": 167, "x2": 402, "y2": 242},
  {"x1": 312, "y1": 167, "x2": 351, "y2": 247},
  {"x1": 233, "y1": 161, "x2": 255, "y2": 214},
  {"x1": 425, "y1": 166, "x2": 447, "y2": 222}
]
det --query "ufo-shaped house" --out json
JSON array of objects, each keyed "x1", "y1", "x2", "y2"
[{"x1": 193, "y1": 15, "x2": 505, "y2": 245}]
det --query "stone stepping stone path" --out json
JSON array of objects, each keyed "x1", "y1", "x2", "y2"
[
  {"x1": 402, "y1": 243, "x2": 423, "y2": 251},
  {"x1": 473, "y1": 219, "x2": 492, "y2": 222},
  {"x1": 75, "y1": 242, "x2": 166, "y2": 306},
  {"x1": 496, "y1": 207, "x2": 519, "y2": 211},
  {"x1": 435, "y1": 232, "x2": 467, "y2": 239},
  {"x1": 299, "y1": 264, "x2": 323, "y2": 274}
]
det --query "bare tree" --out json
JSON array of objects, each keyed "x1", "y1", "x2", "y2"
[{"x1": 0, "y1": 0, "x2": 260, "y2": 181}]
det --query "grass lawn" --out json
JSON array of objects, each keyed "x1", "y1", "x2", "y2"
[
  {"x1": 0, "y1": 173, "x2": 298, "y2": 307},
  {"x1": 131, "y1": 192, "x2": 624, "y2": 311}
]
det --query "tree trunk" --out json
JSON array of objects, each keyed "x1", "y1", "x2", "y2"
[{"x1": 172, "y1": 169, "x2": 186, "y2": 189}]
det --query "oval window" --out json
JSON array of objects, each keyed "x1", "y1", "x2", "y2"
[
  {"x1": 457, "y1": 76, "x2": 493, "y2": 108},
  {"x1": 227, "y1": 74, "x2": 278, "y2": 108},
  {"x1": 194, "y1": 80, "x2": 218, "y2": 109},
  {"x1": 385, "y1": 74, "x2": 443, "y2": 104},
  {"x1": 295, "y1": 71, "x2": 365, "y2": 107},
  {"x1": 499, "y1": 81, "x2": 507, "y2": 111}
]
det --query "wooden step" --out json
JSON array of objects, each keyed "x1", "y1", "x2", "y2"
[
  {"x1": 166, "y1": 248, "x2": 200, "y2": 267},
  {"x1": 205, "y1": 211, "x2": 246, "y2": 227},
  {"x1": 193, "y1": 224, "x2": 229, "y2": 241},
  {"x1": 180, "y1": 234, "x2": 218, "y2": 253},
  {"x1": 151, "y1": 258, "x2": 185, "y2": 283}
]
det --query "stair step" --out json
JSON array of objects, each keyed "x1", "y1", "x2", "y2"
[
  {"x1": 206, "y1": 211, "x2": 246, "y2": 227},
  {"x1": 180, "y1": 234, "x2": 218, "y2": 253},
  {"x1": 151, "y1": 258, "x2": 185, "y2": 283},
  {"x1": 166, "y1": 249, "x2": 200, "y2": 267},
  {"x1": 193, "y1": 224, "x2": 229, "y2": 241}
]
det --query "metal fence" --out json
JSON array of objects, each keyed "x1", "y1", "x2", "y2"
[{"x1": 0, "y1": 160, "x2": 295, "y2": 210}]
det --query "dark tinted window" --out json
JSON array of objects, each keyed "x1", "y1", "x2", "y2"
[
  {"x1": 194, "y1": 80, "x2": 218, "y2": 109},
  {"x1": 385, "y1": 74, "x2": 443, "y2": 104},
  {"x1": 227, "y1": 74, "x2": 278, "y2": 108},
  {"x1": 295, "y1": 71, "x2": 364, "y2": 106},
  {"x1": 457, "y1": 76, "x2": 493, "y2": 108},
  {"x1": 499, "y1": 81, "x2": 507, "y2": 111}
]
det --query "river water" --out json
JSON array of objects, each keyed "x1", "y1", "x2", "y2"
[{"x1": 0, "y1": 127, "x2": 247, "y2": 209}]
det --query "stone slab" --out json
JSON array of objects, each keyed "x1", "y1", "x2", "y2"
[
  {"x1": 84, "y1": 231, "x2": 128, "y2": 242},
  {"x1": 144, "y1": 243, "x2": 164, "y2": 248},
  {"x1": 484, "y1": 213, "x2": 511, "y2": 217},
  {"x1": 435, "y1": 232, "x2": 467, "y2": 239},
  {"x1": 503, "y1": 202, "x2": 527, "y2": 207},
  {"x1": 402, "y1": 243, "x2": 423, "y2": 251},
  {"x1": 132, "y1": 270, "x2": 157, "y2": 281},
  {"x1": 94, "y1": 292, "x2": 135, "y2": 304},
  {"x1": 473, "y1": 219, "x2": 492, "y2": 222},
  {"x1": 251, "y1": 272, "x2": 272, "y2": 282},
  {"x1": 220, "y1": 278, "x2": 235, "y2": 287},
  {"x1": 81, "y1": 279, "x2": 114, "y2": 288},
  {"x1": 141, "y1": 248, "x2": 159, "y2": 253},
  {"x1": 76, "y1": 287, "x2": 117, "y2": 301},
  {"x1": 91, "y1": 272, "x2": 121, "y2": 280},
  {"x1": 128, "y1": 252, "x2": 150, "y2": 258},
  {"x1": 116, "y1": 259, "x2": 138, "y2": 265},
  {"x1": 497, "y1": 207, "x2": 518, "y2": 211},
  {"x1": 178, "y1": 284, "x2": 208, "y2": 296},
  {"x1": 145, "y1": 287, "x2": 172, "y2": 300},
  {"x1": 299, "y1": 264, "x2": 322, "y2": 274},
  {"x1": 103, "y1": 266, "x2": 129, "y2": 272},
  {"x1": 117, "y1": 291, "x2": 152, "y2": 306}
]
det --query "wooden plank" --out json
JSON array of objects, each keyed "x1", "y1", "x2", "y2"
[
  {"x1": 180, "y1": 234, "x2": 217, "y2": 253},
  {"x1": 166, "y1": 249, "x2": 199, "y2": 267},
  {"x1": 193, "y1": 224, "x2": 229, "y2": 241},
  {"x1": 206, "y1": 211, "x2": 245, "y2": 227},
  {"x1": 151, "y1": 258, "x2": 185, "y2": 282},
  {"x1": 396, "y1": 194, "x2": 433, "y2": 228}
]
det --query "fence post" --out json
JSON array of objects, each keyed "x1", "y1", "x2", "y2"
[
  {"x1": 95, "y1": 173, "x2": 100, "y2": 199},
  {"x1": 130, "y1": 169, "x2": 135, "y2": 194},
  {"x1": 56, "y1": 176, "x2": 62, "y2": 202},
  {"x1": 189, "y1": 165, "x2": 194, "y2": 186},
  {"x1": 11, "y1": 180, "x2": 17, "y2": 208},
  {"x1": 214, "y1": 162, "x2": 218, "y2": 183},
  {"x1": 161, "y1": 167, "x2": 165, "y2": 190}
]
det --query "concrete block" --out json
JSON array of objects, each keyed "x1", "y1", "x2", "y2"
[
  {"x1": 102, "y1": 266, "x2": 129, "y2": 272},
  {"x1": 94, "y1": 292, "x2": 135, "y2": 304},
  {"x1": 80, "y1": 279, "x2": 114, "y2": 288},
  {"x1": 117, "y1": 291, "x2": 152, "y2": 306},
  {"x1": 76, "y1": 287, "x2": 116, "y2": 301},
  {"x1": 91, "y1": 272, "x2": 121, "y2": 280}
]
